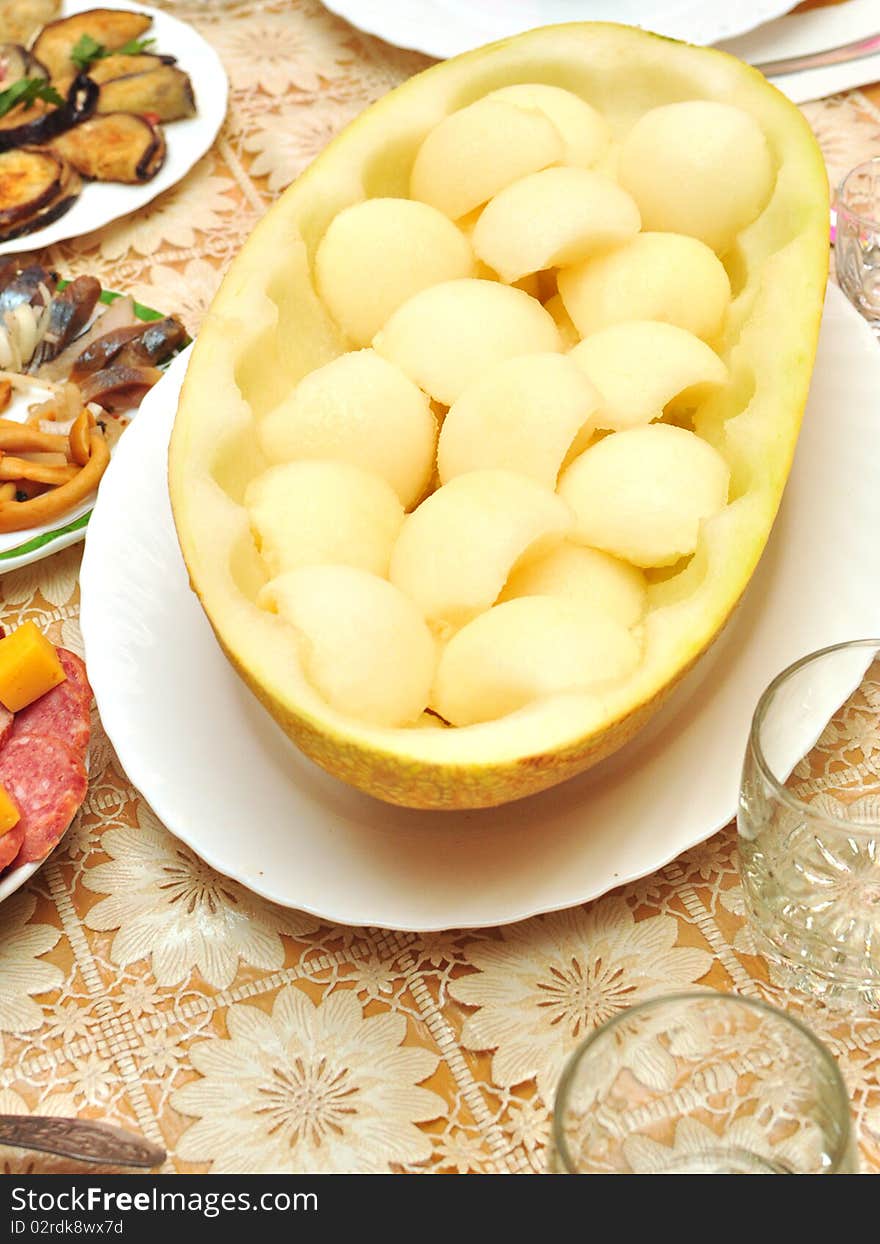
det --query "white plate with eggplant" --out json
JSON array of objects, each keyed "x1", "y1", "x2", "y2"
[
  {"x1": 0, "y1": 0, "x2": 228, "y2": 253},
  {"x1": 0, "y1": 257, "x2": 187, "y2": 571}
]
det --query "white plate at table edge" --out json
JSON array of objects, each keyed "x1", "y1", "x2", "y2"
[
  {"x1": 0, "y1": 0, "x2": 228, "y2": 257},
  {"x1": 79, "y1": 286, "x2": 880, "y2": 931},
  {"x1": 0, "y1": 292, "x2": 187, "y2": 573},
  {"x1": 320, "y1": 0, "x2": 799, "y2": 61}
]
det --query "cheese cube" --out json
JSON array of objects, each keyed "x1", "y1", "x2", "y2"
[
  {"x1": 0, "y1": 782, "x2": 19, "y2": 835},
  {"x1": 0, "y1": 621, "x2": 66, "y2": 712}
]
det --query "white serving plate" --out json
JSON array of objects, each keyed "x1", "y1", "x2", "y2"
[
  {"x1": 0, "y1": 0, "x2": 228, "y2": 256},
  {"x1": 319, "y1": 0, "x2": 798, "y2": 61},
  {"x1": 80, "y1": 287, "x2": 880, "y2": 931}
]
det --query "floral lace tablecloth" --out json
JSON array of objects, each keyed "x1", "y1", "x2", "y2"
[{"x1": 1, "y1": 0, "x2": 879, "y2": 1176}]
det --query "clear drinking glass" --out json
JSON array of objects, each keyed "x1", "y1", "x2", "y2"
[
  {"x1": 553, "y1": 991, "x2": 855, "y2": 1174},
  {"x1": 835, "y1": 157, "x2": 880, "y2": 334},
  {"x1": 738, "y1": 640, "x2": 880, "y2": 1006}
]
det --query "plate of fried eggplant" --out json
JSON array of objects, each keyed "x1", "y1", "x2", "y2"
[{"x1": 0, "y1": 0, "x2": 227, "y2": 252}]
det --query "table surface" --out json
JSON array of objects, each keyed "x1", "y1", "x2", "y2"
[{"x1": 1, "y1": 0, "x2": 880, "y2": 1176}]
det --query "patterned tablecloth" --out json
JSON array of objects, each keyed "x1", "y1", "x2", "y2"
[{"x1": 1, "y1": 0, "x2": 880, "y2": 1176}]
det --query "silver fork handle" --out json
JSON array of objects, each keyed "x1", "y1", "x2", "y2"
[{"x1": 755, "y1": 32, "x2": 880, "y2": 77}]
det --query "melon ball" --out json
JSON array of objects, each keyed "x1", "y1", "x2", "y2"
[
  {"x1": 558, "y1": 423, "x2": 730, "y2": 567},
  {"x1": 618, "y1": 101, "x2": 775, "y2": 254},
  {"x1": 569, "y1": 321, "x2": 728, "y2": 431},
  {"x1": 473, "y1": 167, "x2": 641, "y2": 284},
  {"x1": 410, "y1": 98, "x2": 563, "y2": 221},
  {"x1": 315, "y1": 198, "x2": 474, "y2": 346},
  {"x1": 437, "y1": 353, "x2": 599, "y2": 488},
  {"x1": 259, "y1": 565, "x2": 436, "y2": 727},
  {"x1": 501, "y1": 542, "x2": 646, "y2": 628},
  {"x1": 245, "y1": 461, "x2": 404, "y2": 578},
  {"x1": 373, "y1": 279, "x2": 561, "y2": 406},
  {"x1": 389, "y1": 468, "x2": 572, "y2": 631},
  {"x1": 544, "y1": 293, "x2": 580, "y2": 349},
  {"x1": 257, "y1": 349, "x2": 436, "y2": 509},
  {"x1": 486, "y1": 84, "x2": 610, "y2": 168},
  {"x1": 431, "y1": 596, "x2": 640, "y2": 726},
  {"x1": 557, "y1": 232, "x2": 731, "y2": 342}
]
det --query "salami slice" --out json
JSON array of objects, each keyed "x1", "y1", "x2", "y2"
[
  {"x1": 58, "y1": 649, "x2": 93, "y2": 709},
  {"x1": 0, "y1": 734, "x2": 87, "y2": 864},
  {"x1": 8, "y1": 651, "x2": 91, "y2": 758},
  {"x1": 0, "y1": 820, "x2": 24, "y2": 872}
]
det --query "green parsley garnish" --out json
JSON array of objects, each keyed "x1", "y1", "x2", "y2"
[
  {"x1": 0, "y1": 78, "x2": 64, "y2": 120},
  {"x1": 70, "y1": 33, "x2": 156, "y2": 72}
]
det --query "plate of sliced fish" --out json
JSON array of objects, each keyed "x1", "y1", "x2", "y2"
[
  {"x1": 0, "y1": 0, "x2": 228, "y2": 253},
  {"x1": 0, "y1": 256, "x2": 187, "y2": 570}
]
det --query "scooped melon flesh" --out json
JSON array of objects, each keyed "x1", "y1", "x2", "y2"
[
  {"x1": 246, "y1": 460, "x2": 404, "y2": 577},
  {"x1": 559, "y1": 424, "x2": 730, "y2": 567},
  {"x1": 617, "y1": 101, "x2": 775, "y2": 255},
  {"x1": 569, "y1": 321, "x2": 728, "y2": 431},
  {"x1": 432, "y1": 596, "x2": 640, "y2": 727},
  {"x1": 486, "y1": 84, "x2": 610, "y2": 168},
  {"x1": 373, "y1": 278, "x2": 561, "y2": 405},
  {"x1": 257, "y1": 349, "x2": 436, "y2": 509},
  {"x1": 410, "y1": 97, "x2": 564, "y2": 220},
  {"x1": 169, "y1": 22, "x2": 829, "y2": 809},
  {"x1": 389, "y1": 469, "x2": 572, "y2": 633},
  {"x1": 558, "y1": 232, "x2": 731, "y2": 342},
  {"x1": 472, "y1": 167, "x2": 641, "y2": 283},
  {"x1": 315, "y1": 198, "x2": 474, "y2": 346},
  {"x1": 501, "y1": 543, "x2": 646, "y2": 629},
  {"x1": 437, "y1": 353, "x2": 599, "y2": 488},
  {"x1": 260, "y1": 566, "x2": 436, "y2": 728}
]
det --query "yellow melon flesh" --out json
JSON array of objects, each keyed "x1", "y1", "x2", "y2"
[
  {"x1": 315, "y1": 198, "x2": 474, "y2": 346},
  {"x1": 569, "y1": 321, "x2": 728, "y2": 430},
  {"x1": 169, "y1": 22, "x2": 829, "y2": 809},
  {"x1": 501, "y1": 542, "x2": 646, "y2": 628},
  {"x1": 618, "y1": 101, "x2": 775, "y2": 254},
  {"x1": 559, "y1": 423, "x2": 730, "y2": 567},
  {"x1": 432, "y1": 596, "x2": 640, "y2": 726},
  {"x1": 245, "y1": 461, "x2": 404, "y2": 577},
  {"x1": 544, "y1": 293, "x2": 580, "y2": 349},
  {"x1": 259, "y1": 566, "x2": 436, "y2": 728},
  {"x1": 486, "y1": 84, "x2": 610, "y2": 168},
  {"x1": 409, "y1": 97, "x2": 564, "y2": 220},
  {"x1": 257, "y1": 349, "x2": 436, "y2": 509},
  {"x1": 558, "y1": 232, "x2": 731, "y2": 341},
  {"x1": 373, "y1": 278, "x2": 561, "y2": 405},
  {"x1": 472, "y1": 167, "x2": 640, "y2": 283},
  {"x1": 437, "y1": 353, "x2": 599, "y2": 488},
  {"x1": 389, "y1": 469, "x2": 572, "y2": 632}
]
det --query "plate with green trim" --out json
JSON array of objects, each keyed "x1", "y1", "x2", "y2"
[{"x1": 0, "y1": 286, "x2": 188, "y2": 574}]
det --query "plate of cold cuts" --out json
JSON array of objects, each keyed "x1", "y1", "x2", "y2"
[
  {"x1": 0, "y1": 625, "x2": 92, "y2": 902},
  {"x1": 0, "y1": 0, "x2": 228, "y2": 254}
]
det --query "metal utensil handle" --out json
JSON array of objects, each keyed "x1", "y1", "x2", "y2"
[
  {"x1": 756, "y1": 32, "x2": 880, "y2": 77},
  {"x1": 0, "y1": 1114, "x2": 166, "y2": 1168}
]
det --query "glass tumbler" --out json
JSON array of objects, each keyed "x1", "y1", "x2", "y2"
[
  {"x1": 553, "y1": 992, "x2": 855, "y2": 1174},
  {"x1": 835, "y1": 157, "x2": 880, "y2": 334},
  {"x1": 738, "y1": 640, "x2": 880, "y2": 1005}
]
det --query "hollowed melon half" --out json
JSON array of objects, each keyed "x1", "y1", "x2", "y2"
[{"x1": 169, "y1": 22, "x2": 828, "y2": 810}]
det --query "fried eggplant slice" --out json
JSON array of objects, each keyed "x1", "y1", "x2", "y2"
[
  {"x1": 96, "y1": 64, "x2": 195, "y2": 122},
  {"x1": 32, "y1": 9, "x2": 152, "y2": 81},
  {"x1": 0, "y1": 151, "x2": 80, "y2": 242},
  {"x1": 28, "y1": 274, "x2": 102, "y2": 371},
  {"x1": 0, "y1": 74, "x2": 97, "y2": 152},
  {"x1": 0, "y1": 1, "x2": 59, "y2": 48},
  {"x1": 51, "y1": 112, "x2": 165, "y2": 183},
  {"x1": 0, "y1": 43, "x2": 48, "y2": 87}
]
